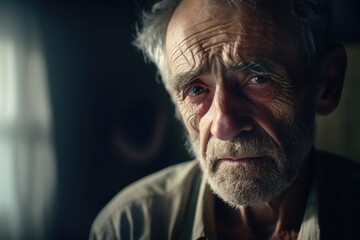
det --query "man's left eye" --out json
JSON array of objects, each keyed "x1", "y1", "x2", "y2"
[
  {"x1": 249, "y1": 75, "x2": 270, "y2": 84},
  {"x1": 186, "y1": 85, "x2": 207, "y2": 97}
]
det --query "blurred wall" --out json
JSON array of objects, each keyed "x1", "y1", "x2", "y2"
[{"x1": 37, "y1": 1, "x2": 190, "y2": 239}]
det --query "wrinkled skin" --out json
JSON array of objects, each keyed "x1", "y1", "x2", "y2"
[{"x1": 165, "y1": 0, "x2": 317, "y2": 207}]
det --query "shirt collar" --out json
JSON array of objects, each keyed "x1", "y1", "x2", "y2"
[
  {"x1": 192, "y1": 172, "x2": 216, "y2": 240},
  {"x1": 297, "y1": 170, "x2": 320, "y2": 239}
]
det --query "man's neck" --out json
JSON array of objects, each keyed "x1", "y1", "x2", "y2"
[{"x1": 215, "y1": 157, "x2": 314, "y2": 239}]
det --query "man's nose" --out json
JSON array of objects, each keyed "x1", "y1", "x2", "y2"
[{"x1": 210, "y1": 86, "x2": 254, "y2": 140}]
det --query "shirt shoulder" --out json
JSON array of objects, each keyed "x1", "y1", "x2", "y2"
[
  {"x1": 316, "y1": 150, "x2": 360, "y2": 181},
  {"x1": 90, "y1": 160, "x2": 202, "y2": 240}
]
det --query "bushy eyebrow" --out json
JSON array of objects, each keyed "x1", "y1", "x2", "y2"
[
  {"x1": 169, "y1": 60, "x2": 285, "y2": 93},
  {"x1": 170, "y1": 68, "x2": 203, "y2": 94},
  {"x1": 231, "y1": 61, "x2": 272, "y2": 74}
]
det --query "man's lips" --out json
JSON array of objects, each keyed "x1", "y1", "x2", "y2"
[
  {"x1": 219, "y1": 155, "x2": 267, "y2": 163},
  {"x1": 212, "y1": 155, "x2": 270, "y2": 170}
]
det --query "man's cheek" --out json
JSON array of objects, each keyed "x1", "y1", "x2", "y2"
[
  {"x1": 265, "y1": 95, "x2": 297, "y2": 126},
  {"x1": 178, "y1": 102, "x2": 200, "y2": 135}
]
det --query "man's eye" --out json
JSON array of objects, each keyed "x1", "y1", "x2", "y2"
[
  {"x1": 186, "y1": 86, "x2": 207, "y2": 97},
  {"x1": 249, "y1": 75, "x2": 270, "y2": 84}
]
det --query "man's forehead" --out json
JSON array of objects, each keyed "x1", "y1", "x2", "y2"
[
  {"x1": 164, "y1": 0, "x2": 302, "y2": 86},
  {"x1": 166, "y1": 0, "x2": 296, "y2": 52},
  {"x1": 169, "y1": 0, "x2": 292, "y2": 22},
  {"x1": 168, "y1": 0, "x2": 246, "y2": 31}
]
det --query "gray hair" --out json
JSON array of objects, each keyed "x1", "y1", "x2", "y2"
[{"x1": 134, "y1": 0, "x2": 332, "y2": 84}]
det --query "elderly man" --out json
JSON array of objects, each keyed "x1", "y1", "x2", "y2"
[{"x1": 91, "y1": 0, "x2": 360, "y2": 239}]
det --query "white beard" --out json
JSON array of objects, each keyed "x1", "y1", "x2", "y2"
[{"x1": 188, "y1": 117, "x2": 315, "y2": 207}]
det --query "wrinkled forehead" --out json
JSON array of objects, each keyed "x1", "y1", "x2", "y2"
[
  {"x1": 165, "y1": 0, "x2": 300, "y2": 78},
  {"x1": 167, "y1": 0, "x2": 294, "y2": 32}
]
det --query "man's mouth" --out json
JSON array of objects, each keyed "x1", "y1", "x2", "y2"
[{"x1": 217, "y1": 155, "x2": 268, "y2": 164}]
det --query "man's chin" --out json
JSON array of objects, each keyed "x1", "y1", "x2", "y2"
[
  {"x1": 204, "y1": 167, "x2": 295, "y2": 207},
  {"x1": 210, "y1": 180, "x2": 292, "y2": 207}
]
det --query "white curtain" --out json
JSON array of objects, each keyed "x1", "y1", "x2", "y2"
[{"x1": 0, "y1": 4, "x2": 56, "y2": 240}]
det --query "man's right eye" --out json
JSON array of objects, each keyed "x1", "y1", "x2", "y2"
[{"x1": 186, "y1": 85, "x2": 207, "y2": 97}]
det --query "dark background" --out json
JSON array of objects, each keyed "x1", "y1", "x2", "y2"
[
  {"x1": 37, "y1": 1, "x2": 189, "y2": 239},
  {"x1": 1, "y1": 0, "x2": 360, "y2": 239}
]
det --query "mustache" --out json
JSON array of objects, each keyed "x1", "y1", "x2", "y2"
[{"x1": 205, "y1": 129, "x2": 281, "y2": 160}]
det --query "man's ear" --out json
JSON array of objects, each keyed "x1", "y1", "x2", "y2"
[{"x1": 315, "y1": 44, "x2": 347, "y2": 116}]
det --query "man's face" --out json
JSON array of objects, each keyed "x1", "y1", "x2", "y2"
[{"x1": 165, "y1": 0, "x2": 316, "y2": 206}]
